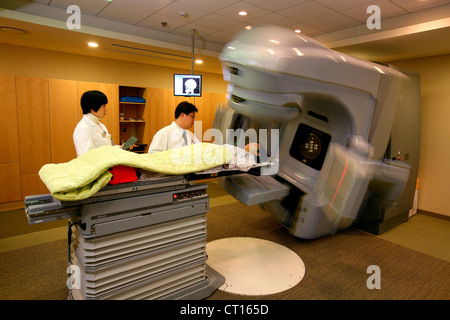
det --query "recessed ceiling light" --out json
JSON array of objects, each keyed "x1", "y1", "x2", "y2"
[
  {"x1": 195, "y1": 59, "x2": 203, "y2": 64},
  {"x1": 238, "y1": 11, "x2": 248, "y2": 16},
  {"x1": 88, "y1": 42, "x2": 99, "y2": 48},
  {"x1": 295, "y1": 29, "x2": 301, "y2": 33}
]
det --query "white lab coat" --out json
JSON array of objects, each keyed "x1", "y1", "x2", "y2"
[
  {"x1": 148, "y1": 121, "x2": 199, "y2": 153},
  {"x1": 73, "y1": 114, "x2": 112, "y2": 156}
]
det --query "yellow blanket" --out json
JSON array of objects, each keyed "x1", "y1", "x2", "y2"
[{"x1": 39, "y1": 143, "x2": 233, "y2": 201}]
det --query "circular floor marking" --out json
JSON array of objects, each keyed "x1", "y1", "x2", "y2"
[{"x1": 206, "y1": 237, "x2": 305, "y2": 296}]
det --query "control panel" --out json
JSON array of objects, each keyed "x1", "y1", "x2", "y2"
[{"x1": 173, "y1": 186, "x2": 208, "y2": 203}]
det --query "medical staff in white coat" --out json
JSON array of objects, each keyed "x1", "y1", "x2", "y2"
[
  {"x1": 148, "y1": 101, "x2": 200, "y2": 153},
  {"x1": 73, "y1": 90, "x2": 114, "y2": 156}
]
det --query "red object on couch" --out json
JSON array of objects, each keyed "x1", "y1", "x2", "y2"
[{"x1": 108, "y1": 165, "x2": 138, "y2": 185}]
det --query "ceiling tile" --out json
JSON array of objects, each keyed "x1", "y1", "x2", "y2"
[
  {"x1": 390, "y1": 0, "x2": 450, "y2": 12},
  {"x1": 243, "y1": 0, "x2": 307, "y2": 12},
  {"x1": 171, "y1": 22, "x2": 219, "y2": 38},
  {"x1": 305, "y1": 12, "x2": 360, "y2": 31},
  {"x1": 247, "y1": 13, "x2": 299, "y2": 28},
  {"x1": 97, "y1": 2, "x2": 155, "y2": 24},
  {"x1": 313, "y1": 0, "x2": 375, "y2": 11},
  {"x1": 176, "y1": 0, "x2": 241, "y2": 12},
  {"x1": 277, "y1": 1, "x2": 335, "y2": 21},
  {"x1": 155, "y1": 1, "x2": 211, "y2": 22},
  {"x1": 137, "y1": 13, "x2": 189, "y2": 31},
  {"x1": 112, "y1": 0, "x2": 175, "y2": 11},
  {"x1": 202, "y1": 30, "x2": 236, "y2": 44},
  {"x1": 192, "y1": 13, "x2": 242, "y2": 30},
  {"x1": 48, "y1": 0, "x2": 110, "y2": 16}
]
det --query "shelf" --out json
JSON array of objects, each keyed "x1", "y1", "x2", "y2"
[{"x1": 119, "y1": 85, "x2": 148, "y2": 153}]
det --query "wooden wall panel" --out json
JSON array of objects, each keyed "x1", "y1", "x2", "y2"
[
  {"x1": 0, "y1": 163, "x2": 21, "y2": 203},
  {"x1": 16, "y1": 76, "x2": 51, "y2": 174},
  {"x1": 146, "y1": 88, "x2": 164, "y2": 138},
  {"x1": 21, "y1": 173, "x2": 49, "y2": 198},
  {"x1": 49, "y1": 78, "x2": 78, "y2": 163},
  {"x1": 99, "y1": 83, "x2": 119, "y2": 145},
  {"x1": 0, "y1": 74, "x2": 19, "y2": 163},
  {"x1": 147, "y1": 88, "x2": 174, "y2": 141}
]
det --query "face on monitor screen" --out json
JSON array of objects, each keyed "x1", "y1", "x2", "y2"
[
  {"x1": 290, "y1": 123, "x2": 331, "y2": 171},
  {"x1": 174, "y1": 74, "x2": 202, "y2": 97}
]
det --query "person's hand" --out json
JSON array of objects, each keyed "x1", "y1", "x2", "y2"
[
  {"x1": 120, "y1": 143, "x2": 137, "y2": 151},
  {"x1": 245, "y1": 143, "x2": 260, "y2": 155}
]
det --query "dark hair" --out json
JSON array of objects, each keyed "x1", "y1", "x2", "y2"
[
  {"x1": 80, "y1": 90, "x2": 108, "y2": 114},
  {"x1": 175, "y1": 101, "x2": 198, "y2": 119}
]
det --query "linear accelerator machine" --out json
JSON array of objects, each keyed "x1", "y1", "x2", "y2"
[{"x1": 215, "y1": 25, "x2": 421, "y2": 239}]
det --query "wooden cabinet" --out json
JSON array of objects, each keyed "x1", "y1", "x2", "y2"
[
  {"x1": 16, "y1": 76, "x2": 51, "y2": 174},
  {"x1": 0, "y1": 74, "x2": 21, "y2": 203},
  {"x1": 15, "y1": 76, "x2": 51, "y2": 200},
  {"x1": 49, "y1": 78, "x2": 78, "y2": 163},
  {"x1": 0, "y1": 74, "x2": 19, "y2": 164}
]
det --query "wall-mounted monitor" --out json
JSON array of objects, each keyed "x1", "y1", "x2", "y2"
[{"x1": 173, "y1": 74, "x2": 202, "y2": 97}]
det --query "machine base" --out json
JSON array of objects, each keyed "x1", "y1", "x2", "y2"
[
  {"x1": 355, "y1": 212, "x2": 409, "y2": 235},
  {"x1": 68, "y1": 265, "x2": 224, "y2": 300}
]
